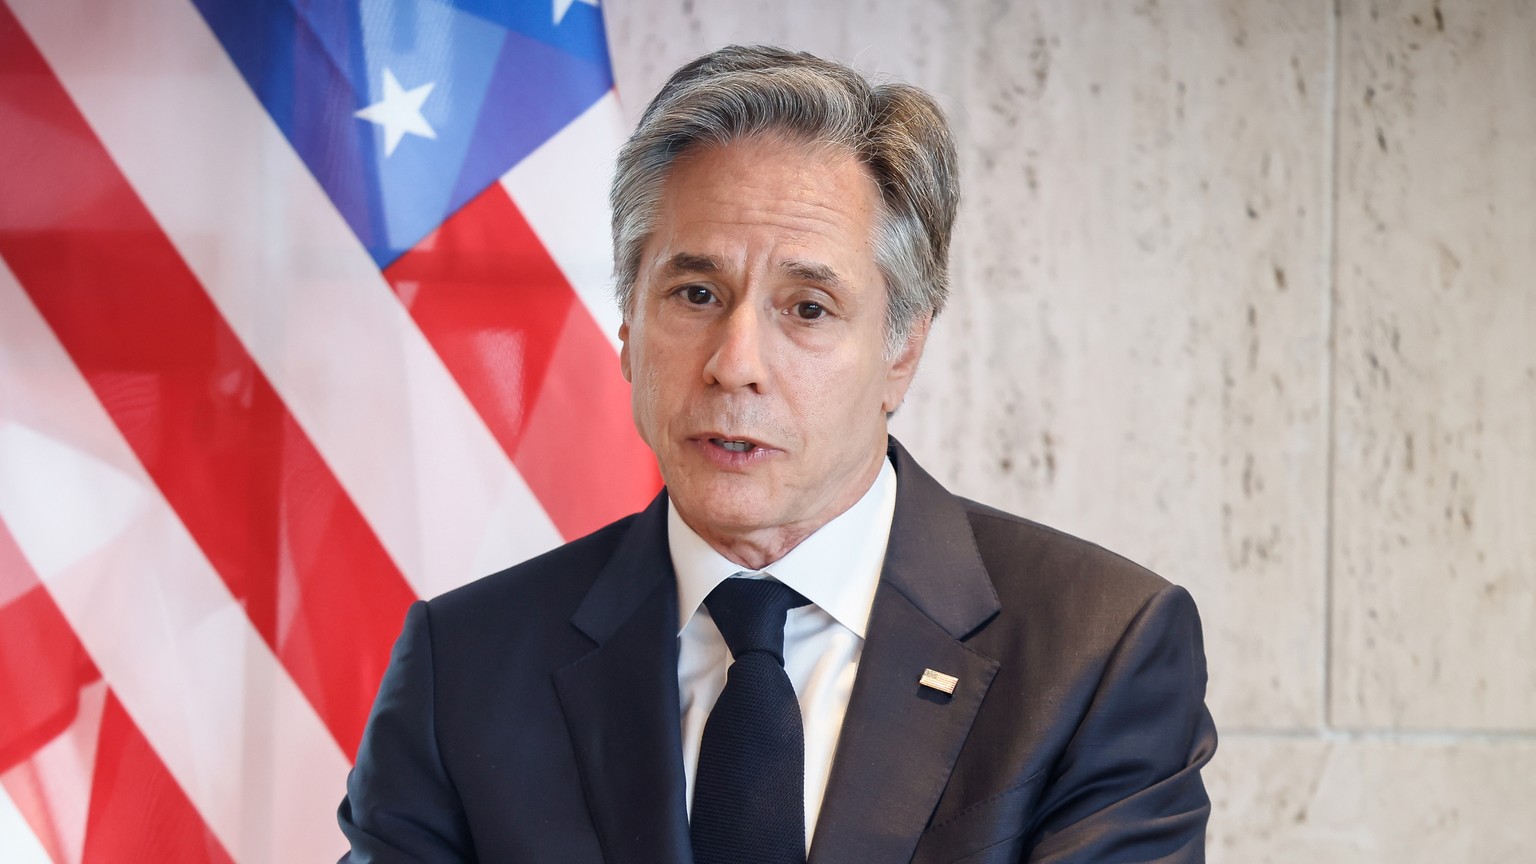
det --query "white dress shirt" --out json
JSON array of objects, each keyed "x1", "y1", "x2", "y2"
[{"x1": 671, "y1": 456, "x2": 897, "y2": 847}]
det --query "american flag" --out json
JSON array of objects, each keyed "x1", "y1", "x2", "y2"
[{"x1": 0, "y1": 0, "x2": 658, "y2": 860}]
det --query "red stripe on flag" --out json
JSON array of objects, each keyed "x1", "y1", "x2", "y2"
[
  {"x1": 81, "y1": 695, "x2": 235, "y2": 864},
  {"x1": 0, "y1": 518, "x2": 232, "y2": 864},
  {"x1": 385, "y1": 185, "x2": 661, "y2": 540},
  {"x1": 0, "y1": 523, "x2": 100, "y2": 776},
  {"x1": 0, "y1": 8, "x2": 413, "y2": 756},
  {"x1": 0, "y1": 518, "x2": 77, "y2": 864}
]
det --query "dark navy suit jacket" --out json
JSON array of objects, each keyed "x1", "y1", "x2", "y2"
[{"x1": 339, "y1": 439, "x2": 1217, "y2": 863}]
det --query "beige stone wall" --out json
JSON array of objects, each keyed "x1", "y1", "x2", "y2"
[{"x1": 604, "y1": 1, "x2": 1536, "y2": 859}]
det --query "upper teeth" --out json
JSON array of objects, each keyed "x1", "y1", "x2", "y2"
[{"x1": 719, "y1": 440, "x2": 751, "y2": 452}]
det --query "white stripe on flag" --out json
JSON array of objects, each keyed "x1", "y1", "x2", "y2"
[
  {"x1": 0, "y1": 264, "x2": 350, "y2": 864},
  {"x1": 0, "y1": 783, "x2": 54, "y2": 864},
  {"x1": 0, "y1": 680, "x2": 107, "y2": 864},
  {"x1": 10, "y1": 0, "x2": 563, "y2": 600},
  {"x1": 0, "y1": 777, "x2": 55, "y2": 860},
  {"x1": 501, "y1": 90, "x2": 629, "y2": 354}
]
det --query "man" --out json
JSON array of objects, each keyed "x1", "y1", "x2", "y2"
[{"x1": 339, "y1": 45, "x2": 1216, "y2": 863}]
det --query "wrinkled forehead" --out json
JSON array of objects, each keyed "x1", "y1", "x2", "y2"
[{"x1": 641, "y1": 138, "x2": 884, "y2": 278}]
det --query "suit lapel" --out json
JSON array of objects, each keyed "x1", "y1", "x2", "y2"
[
  {"x1": 553, "y1": 494, "x2": 694, "y2": 864},
  {"x1": 809, "y1": 441, "x2": 1002, "y2": 864}
]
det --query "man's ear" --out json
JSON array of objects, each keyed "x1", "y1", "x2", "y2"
[
  {"x1": 618, "y1": 320, "x2": 633, "y2": 383},
  {"x1": 882, "y1": 313, "x2": 932, "y2": 414}
]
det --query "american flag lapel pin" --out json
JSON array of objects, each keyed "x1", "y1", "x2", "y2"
[{"x1": 919, "y1": 668, "x2": 959, "y2": 696}]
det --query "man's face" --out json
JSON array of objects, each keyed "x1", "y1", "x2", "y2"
[{"x1": 620, "y1": 136, "x2": 928, "y2": 556}]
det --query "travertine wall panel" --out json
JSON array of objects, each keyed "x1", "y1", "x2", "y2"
[
  {"x1": 916, "y1": 0, "x2": 1332, "y2": 733},
  {"x1": 608, "y1": 0, "x2": 1332, "y2": 732},
  {"x1": 1331, "y1": 0, "x2": 1536, "y2": 729},
  {"x1": 1207, "y1": 734, "x2": 1536, "y2": 863}
]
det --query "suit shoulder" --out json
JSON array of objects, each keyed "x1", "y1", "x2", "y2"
[
  {"x1": 427, "y1": 512, "x2": 640, "y2": 626},
  {"x1": 958, "y1": 497, "x2": 1177, "y2": 615}
]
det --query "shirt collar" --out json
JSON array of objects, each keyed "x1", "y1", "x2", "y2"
[{"x1": 670, "y1": 456, "x2": 897, "y2": 639}]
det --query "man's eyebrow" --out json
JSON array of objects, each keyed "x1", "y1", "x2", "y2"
[
  {"x1": 781, "y1": 260, "x2": 850, "y2": 291},
  {"x1": 662, "y1": 253, "x2": 723, "y2": 276}
]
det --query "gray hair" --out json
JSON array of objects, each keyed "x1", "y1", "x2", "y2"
[{"x1": 610, "y1": 45, "x2": 960, "y2": 354}]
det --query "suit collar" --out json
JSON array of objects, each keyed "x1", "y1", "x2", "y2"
[
  {"x1": 809, "y1": 438, "x2": 1002, "y2": 863},
  {"x1": 881, "y1": 437, "x2": 1000, "y2": 638},
  {"x1": 555, "y1": 492, "x2": 694, "y2": 864},
  {"x1": 569, "y1": 491, "x2": 673, "y2": 644}
]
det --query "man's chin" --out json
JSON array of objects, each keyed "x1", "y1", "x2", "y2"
[{"x1": 669, "y1": 486, "x2": 780, "y2": 542}]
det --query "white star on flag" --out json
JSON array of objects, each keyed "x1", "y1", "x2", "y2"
[
  {"x1": 553, "y1": 0, "x2": 599, "y2": 26},
  {"x1": 354, "y1": 68, "x2": 438, "y2": 157}
]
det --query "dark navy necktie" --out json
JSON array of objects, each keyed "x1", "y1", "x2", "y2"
[{"x1": 690, "y1": 577, "x2": 811, "y2": 864}]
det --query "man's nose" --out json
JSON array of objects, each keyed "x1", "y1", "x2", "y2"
[{"x1": 702, "y1": 304, "x2": 770, "y2": 392}]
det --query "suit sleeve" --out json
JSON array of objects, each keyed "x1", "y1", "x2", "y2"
[
  {"x1": 338, "y1": 601, "x2": 475, "y2": 863},
  {"x1": 1026, "y1": 584, "x2": 1218, "y2": 863}
]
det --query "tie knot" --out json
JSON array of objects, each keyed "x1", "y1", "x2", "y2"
[{"x1": 704, "y1": 578, "x2": 809, "y2": 665}]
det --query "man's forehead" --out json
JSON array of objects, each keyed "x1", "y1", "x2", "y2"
[
  {"x1": 662, "y1": 136, "x2": 880, "y2": 208},
  {"x1": 658, "y1": 252, "x2": 853, "y2": 291}
]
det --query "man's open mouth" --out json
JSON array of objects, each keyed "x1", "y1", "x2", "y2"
[{"x1": 709, "y1": 437, "x2": 755, "y2": 453}]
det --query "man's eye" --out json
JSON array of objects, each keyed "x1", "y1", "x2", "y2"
[
  {"x1": 683, "y1": 286, "x2": 714, "y2": 305},
  {"x1": 793, "y1": 301, "x2": 825, "y2": 320}
]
